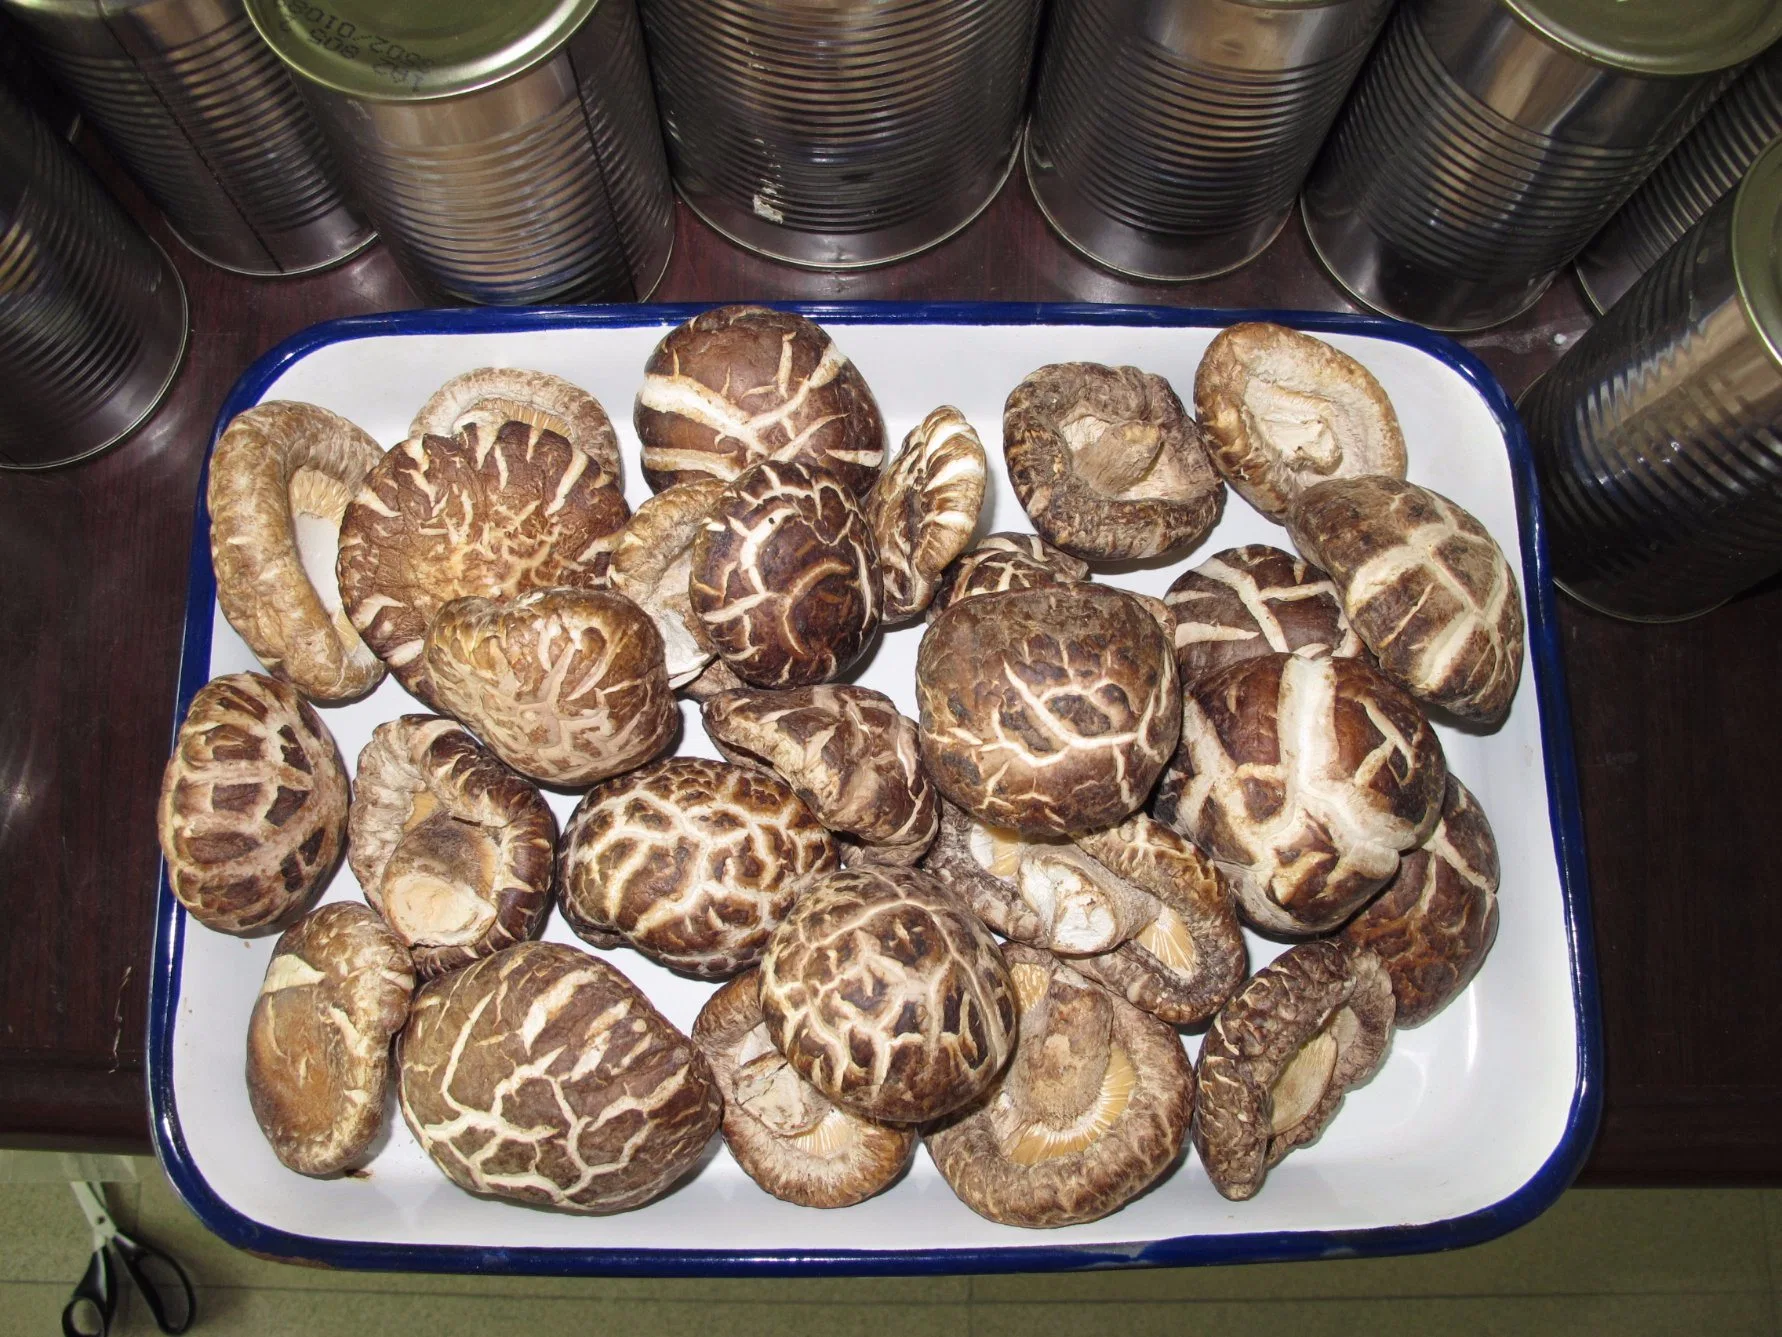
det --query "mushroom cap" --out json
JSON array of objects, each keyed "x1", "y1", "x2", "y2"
[
  {"x1": 916, "y1": 582, "x2": 1180, "y2": 837},
  {"x1": 1164, "y1": 544, "x2": 1365, "y2": 686},
  {"x1": 1194, "y1": 323, "x2": 1407, "y2": 519},
  {"x1": 246, "y1": 902, "x2": 414, "y2": 1177},
  {"x1": 157, "y1": 672, "x2": 348, "y2": 936},
  {"x1": 927, "y1": 532, "x2": 1091, "y2": 622},
  {"x1": 609, "y1": 478, "x2": 729, "y2": 687},
  {"x1": 207, "y1": 401, "x2": 386, "y2": 703},
  {"x1": 336, "y1": 420, "x2": 627, "y2": 709},
  {"x1": 635, "y1": 305, "x2": 886, "y2": 497},
  {"x1": 347, "y1": 716, "x2": 556, "y2": 979},
  {"x1": 398, "y1": 941, "x2": 721, "y2": 1213},
  {"x1": 692, "y1": 971, "x2": 916, "y2": 1208},
  {"x1": 423, "y1": 587, "x2": 677, "y2": 787},
  {"x1": 1003, "y1": 362, "x2": 1223, "y2": 561},
  {"x1": 1194, "y1": 940, "x2": 1395, "y2": 1201},
  {"x1": 759, "y1": 865, "x2": 1017, "y2": 1123},
  {"x1": 1155, "y1": 653, "x2": 1446, "y2": 936},
  {"x1": 926, "y1": 945, "x2": 1194, "y2": 1228},
  {"x1": 1286, "y1": 476, "x2": 1524, "y2": 724},
  {"x1": 865, "y1": 406, "x2": 988, "y2": 622},
  {"x1": 702, "y1": 685, "x2": 938, "y2": 866},
  {"x1": 689, "y1": 459, "x2": 882, "y2": 689},
  {"x1": 410, "y1": 367, "x2": 622, "y2": 483},
  {"x1": 557, "y1": 757, "x2": 839, "y2": 978},
  {"x1": 1343, "y1": 775, "x2": 1500, "y2": 1027}
]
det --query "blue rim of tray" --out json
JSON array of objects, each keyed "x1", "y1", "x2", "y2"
[{"x1": 149, "y1": 300, "x2": 1601, "y2": 1276}]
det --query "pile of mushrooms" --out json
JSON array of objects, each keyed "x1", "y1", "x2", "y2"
[{"x1": 160, "y1": 308, "x2": 1517, "y2": 1220}]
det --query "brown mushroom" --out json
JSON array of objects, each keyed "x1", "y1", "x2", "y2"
[
  {"x1": 759, "y1": 865, "x2": 1017, "y2": 1123},
  {"x1": 689, "y1": 459, "x2": 881, "y2": 689},
  {"x1": 336, "y1": 420, "x2": 627, "y2": 709},
  {"x1": 635, "y1": 305, "x2": 886, "y2": 496},
  {"x1": 679, "y1": 655, "x2": 747, "y2": 702},
  {"x1": 410, "y1": 367, "x2": 622, "y2": 482},
  {"x1": 246, "y1": 902, "x2": 414, "y2": 1177},
  {"x1": 1004, "y1": 363, "x2": 1223, "y2": 561},
  {"x1": 1343, "y1": 775, "x2": 1500, "y2": 1027},
  {"x1": 423, "y1": 587, "x2": 677, "y2": 787},
  {"x1": 157, "y1": 672, "x2": 348, "y2": 936},
  {"x1": 1286, "y1": 476, "x2": 1524, "y2": 724},
  {"x1": 865, "y1": 406, "x2": 987, "y2": 622},
  {"x1": 1194, "y1": 940, "x2": 1395, "y2": 1201},
  {"x1": 702, "y1": 685, "x2": 938, "y2": 866},
  {"x1": 692, "y1": 971, "x2": 916, "y2": 1208},
  {"x1": 398, "y1": 941, "x2": 721, "y2": 1213},
  {"x1": 1154, "y1": 653, "x2": 1446, "y2": 936},
  {"x1": 1194, "y1": 323, "x2": 1407, "y2": 519},
  {"x1": 1164, "y1": 544, "x2": 1365, "y2": 686},
  {"x1": 916, "y1": 582, "x2": 1179, "y2": 837},
  {"x1": 926, "y1": 945, "x2": 1193, "y2": 1228},
  {"x1": 927, "y1": 532, "x2": 1091, "y2": 621},
  {"x1": 207, "y1": 402, "x2": 386, "y2": 703},
  {"x1": 348, "y1": 716, "x2": 555, "y2": 978},
  {"x1": 557, "y1": 757, "x2": 839, "y2": 978},
  {"x1": 608, "y1": 478, "x2": 729, "y2": 688}
]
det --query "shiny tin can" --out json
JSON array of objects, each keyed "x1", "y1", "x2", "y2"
[
  {"x1": 1302, "y1": 0, "x2": 1782, "y2": 332},
  {"x1": 1577, "y1": 42, "x2": 1782, "y2": 315},
  {"x1": 3, "y1": 0, "x2": 373, "y2": 276},
  {"x1": 248, "y1": 0, "x2": 673, "y2": 305},
  {"x1": 1025, "y1": 0, "x2": 1393, "y2": 281},
  {"x1": 638, "y1": 0, "x2": 1044, "y2": 269},
  {"x1": 0, "y1": 81, "x2": 187, "y2": 470},
  {"x1": 1522, "y1": 137, "x2": 1782, "y2": 621}
]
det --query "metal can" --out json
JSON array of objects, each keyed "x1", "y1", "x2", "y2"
[
  {"x1": 1025, "y1": 0, "x2": 1393, "y2": 281},
  {"x1": 248, "y1": 0, "x2": 674, "y2": 305},
  {"x1": 3, "y1": 0, "x2": 373, "y2": 276},
  {"x1": 0, "y1": 81, "x2": 187, "y2": 470},
  {"x1": 638, "y1": 0, "x2": 1044, "y2": 269},
  {"x1": 1302, "y1": 0, "x2": 1782, "y2": 332},
  {"x1": 1521, "y1": 137, "x2": 1782, "y2": 622},
  {"x1": 1577, "y1": 42, "x2": 1782, "y2": 315}
]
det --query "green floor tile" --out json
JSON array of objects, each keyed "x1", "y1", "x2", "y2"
[
  {"x1": 0, "y1": 1182, "x2": 122, "y2": 1284},
  {"x1": 0, "y1": 1280, "x2": 82, "y2": 1336}
]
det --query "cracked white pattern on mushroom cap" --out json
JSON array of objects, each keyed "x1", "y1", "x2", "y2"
[
  {"x1": 866, "y1": 406, "x2": 988, "y2": 622},
  {"x1": 1165, "y1": 546, "x2": 1364, "y2": 687}
]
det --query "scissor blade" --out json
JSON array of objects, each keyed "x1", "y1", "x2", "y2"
[{"x1": 68, "y1": 1182, "x2": 115, "y2": 1250}]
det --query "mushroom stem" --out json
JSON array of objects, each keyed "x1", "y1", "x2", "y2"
[{"x1": 1015, "y1": 847, "x2": 1160, "y2": 955}]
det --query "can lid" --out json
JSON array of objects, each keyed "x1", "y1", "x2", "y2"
[
  {"x1": 244, "y1": 0, "x2": 599, "y2": 100},
  {"x1": 1502, "y1": 0, "x2": 1782, "y2": 76},
  {"x1": 1733, "y1": 135, "x2": 1782, "y2": 368}
]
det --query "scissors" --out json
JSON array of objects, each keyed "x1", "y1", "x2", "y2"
[{"x1": 61, "y1": 1181, "x2": 195, "y2": 1336}]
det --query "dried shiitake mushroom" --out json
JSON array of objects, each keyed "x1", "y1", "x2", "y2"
[
  {"x1": 865, "y1": 406, "x2": 987, "y2": 622},
  {"x1": 336, "y1": 420, "x2": 627, "y2": 709},
  {"x1": 609, "y1": 478, "x2": 729, "y2": 688},
  {"x1": 635, "y1": 305, "x2": 885, "y2": 496},
  {"x1": 348, "y1": 716, "x2": 555, "y2": 978},
  {"x1": 1287, "y1": 476, "x2": 1524, "y2": 724},
  {"x1": 1155, "y1": 653, "x2": 1445, "y2": 937},
  {"x1": 926, "y1": 945, "x2": 1193, "y2": 1228},
  {"x1": 693, "y1": 970, "x2": 915, "y2": 1208},
  {"x1": 1165, "y1": 544, "x2": 1364, "y2": 686},
  {"x1": 928, "y1": 532, "x2": 1090, "y2": 620},
  {"x1": 702, "y1": 685, "x2": 938, "y2": 866},
  {"x1": 398, "y1": 941, "x2": 721, "y2": 1213},
  {"x1": 760, "y1": 865, "x2": 1017, "y2": 1123},
  {"x1": 158, "y1": 672, "x2": 348, "y2": 936},
  {"x1": 1195, "y1": 939, "x2": 1394, "y2": 1201},
  {"x1": 207, "y1": 402, "x2": 385, "y2": 703},
  {"x1": 1344, "y1": 775, "x2": 1500, "y2": 1027},
  {"x1": 410, "y1": 367, "x2": 622, "y2": 482},
  {"x1": 246, "y1": 902, "x2": 414, "y2": 1177},
  {"x1": 1194, "y1": 323, "x2": 1407, "y2": 519},
  {"x1": 689, "y1": 459, "x2": 881, "y2": 688},
  {"x1": 916, "y1": 582, "x2": 1179, "y2": 837},
  {"x1": 679, "y1": 655, "x2": 747, "y2": 702},
  {"x1": 423, "y1": 587, "x2": 677, "y2": 787},
  {"x1": 1004, "y1": 362, "x2": 1223, "y2": 561},
  {"x1": 557, "y1": 758, "x2": 839, "y2": 978}
]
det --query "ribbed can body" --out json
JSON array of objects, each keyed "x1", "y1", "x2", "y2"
[
  {"x1": 1026, "y1": 0, "x2": 1392, "y2": 281},
  {"x1": 639, "y1": 0, "x2": 1044, "y2": 268},
  {"x1": 289, "y1": 0, "x2": 673, "y2": 305},
  {"x1": 1523, "y1": 192, "x2": 1782, "y2": 621},
  {"x1": 1303, "y1": 0, "x2": 1730, "y2": 331},
  {"x1": 0, "y1": 84, "x2": 187, "y2": 469},
  {"x1": 1577, "y1": 45, "x2": 1782, "y2": 315},
  {"x1": 4, "y1": 0, "x2": 373, "y2": 275}
]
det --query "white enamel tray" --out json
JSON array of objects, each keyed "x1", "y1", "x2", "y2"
[{"x1": 150, "y1": 302, "x2": 1599, "y2": 1274}]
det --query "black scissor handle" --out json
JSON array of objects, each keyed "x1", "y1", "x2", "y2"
[
  {"x1": 109, "y1": 1232, "x2": 196, "y2": 1335},
  {"x1": 62, "y1": 1248, "x2": 116, "y2": 1337}
]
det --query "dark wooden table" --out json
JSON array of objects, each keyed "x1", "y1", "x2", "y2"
[{"x1": 4, "y1": 149, "x2": 1777, "y2": 1186}]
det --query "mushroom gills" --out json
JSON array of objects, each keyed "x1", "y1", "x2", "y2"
[
  {"x1": 378, "y1": 812, "x2": 499, "y2": 947},
  {"x1": 454, "y1": 397, "x2": 573, "y2": 444},
  {"x1": 1268, "y1": 1028, "x2": 1338, "y2": 1136},
  {"x1": 969, "y1": 820, "x2": 1054, "y2": 879},
  {"x1": 1015, "y1": 847, "x2": 1160, "y2": 955},
  {"x1": 1132, "y1": 903, "x2": 1198, "y2": 974},
  {"x1": 289, "y1": 468, "x2": 355, "y2": 618},
  {"x1": 1241, "y1": 381, "x2": 1348, "y2": 473},
  {"x1": 999, "y1": 1046, "x2": 1137, "y2": 1166}
]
